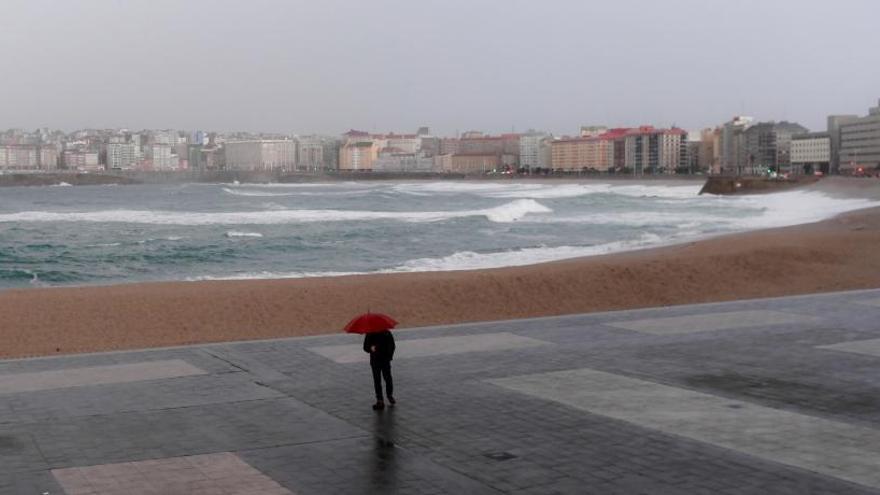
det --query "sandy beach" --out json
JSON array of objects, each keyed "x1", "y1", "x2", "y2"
[{"x1": 1, "y1": 178, "x2": 879, "y2": 359}]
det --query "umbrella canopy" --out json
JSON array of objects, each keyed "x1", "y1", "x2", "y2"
[{"x1": 344, "y1": 312, "x2": 398, "y2": 334}]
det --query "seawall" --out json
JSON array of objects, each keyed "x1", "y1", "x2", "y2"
[{"x1": 699, "y1": 176, "x2": 820, "y2": 195}]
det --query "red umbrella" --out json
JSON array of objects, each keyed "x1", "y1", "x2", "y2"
[{"x1": 344, "y1": 312, "x2": 398, "y2": 334}]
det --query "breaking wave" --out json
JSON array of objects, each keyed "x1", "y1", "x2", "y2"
[
  {"x1": 225, "y1": 231, "x2": 264, "y2": 238},
  {"x1": 0, "y1": 199, "x2": 552, "y2": 225},
  {"x1": 390, "y1": 181, "x2": 702, "y2": 199},
  {"x1": 386, "y1": 234, "x2": 668, "y2": 272}
]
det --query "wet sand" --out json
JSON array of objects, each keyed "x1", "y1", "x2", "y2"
[{"x1": 1, "y1": 178, "x2": 879, "y2": 359}]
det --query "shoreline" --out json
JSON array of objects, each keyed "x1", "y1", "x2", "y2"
[{"x1": 1, "y1": 197, "x2": 879, "y2": 359}]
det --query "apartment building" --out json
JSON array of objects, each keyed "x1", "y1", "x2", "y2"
[
  {"x1": 225, "y1": 140, "x2": 296, "y2": 171},
  {"x1": 837, "y1": 99, "x2": 880, "y2": 174},
  {"x1": 790, "y1": 132, "x2": 830, "y2": 174}
]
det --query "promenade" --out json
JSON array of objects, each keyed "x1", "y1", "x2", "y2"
[{"x1": 2, "y1": 289, "x2": 880, "y2": 494}]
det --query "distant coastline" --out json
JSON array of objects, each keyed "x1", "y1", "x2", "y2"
[
  {"x1": 0, "y1": 170, "x2": 829, "y2": 198},
  {"x1": 1, "y1": 169, "x2": 714, "y2": 188}
]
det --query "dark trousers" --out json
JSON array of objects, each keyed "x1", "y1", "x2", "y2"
[{"x1": 371, "y1": 361, "x2": 393, "y2": 401}]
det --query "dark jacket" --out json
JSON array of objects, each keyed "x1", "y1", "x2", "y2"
[{"x1": 363, "y1": 331, "x2": 396, "y2": 365}]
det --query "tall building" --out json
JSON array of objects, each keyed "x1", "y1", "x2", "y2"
[
  {"x1": 790, "y1": 132, "x2": 830, "y2": 175},
  {"x1": 537, "y1": 136, "x2": 554, "y2": 170},
  {"x1": 187, "y1": 145, "x2": 204, "y2": 170},
  {"x1": 622, "y1": 126, "x2": 687, "y2": 174},
  {"x1": 698, "y1": 128, "x2": 721, "y2": 174},
  {"x1": 296, "y1": 135, "x2": 342, "y2": 171},
  {"x1": 63, "y1": 150, "x2": 102, "y2": 171},
  {"x1": 837, "y1": 99, "x2": 880, "y2": 174},
  {"x1": 148, "y1": 144, "x2": 175, "y2": 170},
  {"x1": 742, "y1": 121, "x2": 809, "y2": 174},
  {"x1": 519, "y1": 132, "x2": 551, "y2": 171},
  {"x1": 297, "y1": 136, "x2": 330, "y2": 171},
  {"x1": 106, "y1": 142, "x2": 138, "y2": 169},
  {"x1": 551, "y1": 136, "x2": 612, "y2": 171},
  {"x1": 720, "y1": 116, "x2": 753, "y2": 175},
  {"x1": 37, "y1": 145, "x2": 59, "y2": 170},
  {"x1": 826, "y1": 115, "x2": 858, "y2": 173},
  {"x1": 224, "y1": 140, "x2": 296, "y2": 171},
  {"x1": 338, "y1": 131, "x2": 378, "y2": 171},
  {"x1": 0, "y1": 144, "x2": 57, "y2": 170}
]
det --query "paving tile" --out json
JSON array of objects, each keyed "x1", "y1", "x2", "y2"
[
  {"x1": 241, "y1": 437, "x2": 498, "y2": 495},
  {"x1": 605, "y1": 310, "x2": 821, "y2": 334},
  {"x1": 0, "y1": 360, "x2": 206, "y2": 394},
  {"x1": 52, "y1": 452, "x2": 293, "y2": 495},
  {"x1": 308, "y1": 332, "x2": 549, "y2": 363},
  {"x1": 488, "y1": 367, "x2": 880, "y2": 490}
]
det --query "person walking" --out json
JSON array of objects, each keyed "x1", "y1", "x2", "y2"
[{"x1": 363, "y1": 329, "x2": 396, "y2": 410}]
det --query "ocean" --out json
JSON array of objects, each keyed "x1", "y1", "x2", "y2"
[{"x1": 0, "y1": 180, "x2": 875, "y2": 289}]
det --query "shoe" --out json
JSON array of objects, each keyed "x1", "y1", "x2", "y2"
[
  {"x1": 372, "y1": 401, "x2": 385, "y2": 411},
  {"x1": 388, "y1": 397, "x2": 396, "y2": 406}
]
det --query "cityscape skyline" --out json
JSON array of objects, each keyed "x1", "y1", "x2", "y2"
[
  {"x1": 3, "y1": 96, "x2": 879, "y2": 176},
  {"x1": 2, "y1": 0, "x2": 879, "y2": 135}
]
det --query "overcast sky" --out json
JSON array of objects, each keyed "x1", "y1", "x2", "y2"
[{"x1": 1, "y1": 0, "x2": 878, "y2": 136}]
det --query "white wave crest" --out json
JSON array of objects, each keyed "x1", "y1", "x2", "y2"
[
  {"x1": 225, "y1": 231, "x2": 263, "y2": 238},
  {"x1": 0, "y1": 199, "x2": 552, "y2": 225},
  {"x1": 387, "y1": 234, "x2": 666, "y2": 272},
  {"x1": 222, "y1": 186, "x2": 373, "y2": 198},
  {"x1": 187, "y1": 270, "x2": 362, "y2": 281},
  {"x1": 222, "y1": 187, "x2": 296, "y2": 197},
  {"x1": 390, "y1": 181, "x2": 701, "y2": 200},
  {"x1": 136, "y1": 236, "x2": 185, "y2": 244},
  {"x1": 227, "y1": 181, "x2": 365, "y2": 188}
]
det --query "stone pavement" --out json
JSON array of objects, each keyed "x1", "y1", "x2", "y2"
[{"x1": 2, "y1": 288, "x2": 880, "y2": 494}]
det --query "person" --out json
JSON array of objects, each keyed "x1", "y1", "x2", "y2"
[{"x1": 363, "y1": 329, "x2": 396, "y2": 410}]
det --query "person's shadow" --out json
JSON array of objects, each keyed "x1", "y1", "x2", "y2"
[{"x1": 367, "y1": 408, "x2": 399, "y2": 493}]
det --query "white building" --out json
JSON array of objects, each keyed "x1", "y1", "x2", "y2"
[
  {"x1": 372, "y1": 151, "x2": 436, "y2": 172},
  {"x1": 721, "y1": 116, "x2": 754, "y2": 174},
  {"x1": 225, "y1": 140, "x2": 296, "y2": 171},
  {"x1": 790, "y1": 132, "x2": 830, "y2": 174},
  {"x1": 0, "y1": 145, "x2": 36, "y2": 170},
  {"x1": 149, "y1": 144, "x2": 175, "y2": 170},
  {"x1": 63, "y1": 151, "x2": 101, "y2": 171},
  {"x1": 519, "y1": 132, "x2": 551, "y2": 170},
  {"x1": 106, "y1": 142, "x2": 138, "y2": 169},
  {"x1": 838, "y1": 99, "x2": 880, "y2": 174},
  {"x1": 297, "y1": 136, "x2": 331, "y2": 171}
]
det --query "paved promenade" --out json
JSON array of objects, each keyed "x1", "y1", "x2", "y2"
[{"x1": 3, "y1": 289, "x2": 880, "y2": 494}]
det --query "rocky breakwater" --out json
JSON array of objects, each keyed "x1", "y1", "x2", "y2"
[{"x1": 699, "y1": 175, "x2": 820, "y2": 195}]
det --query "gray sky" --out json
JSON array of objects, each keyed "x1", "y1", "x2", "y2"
[{"x1": 2, "y1": 0, "x2": 878, "y2": 136}]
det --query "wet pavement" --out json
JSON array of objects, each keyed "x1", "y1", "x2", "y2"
[{"x1": 2, "y1": 288, "x2": 880, "y2": 494}]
